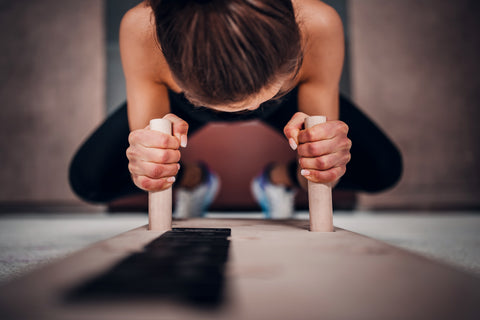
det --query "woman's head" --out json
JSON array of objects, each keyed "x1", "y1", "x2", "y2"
[{"x1": 148, "y1": 0, "x2": 303, "y2": 110}]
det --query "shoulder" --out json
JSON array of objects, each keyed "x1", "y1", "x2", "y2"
[
  {"x1": 120, "y1": 2, "x2": 155, "y2": 43},
  {"x1": 293, "y1": 0, "x2": 344, "y2": 83},
  {"x1": 294, "y1": 0, "x2": 343, "y2": 39},
  {"x1": 120, "y1": 2, "x2": 171, "y2": 84}
]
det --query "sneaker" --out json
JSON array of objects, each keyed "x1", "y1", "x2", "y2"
[
  {"x1": 173, "y1": 165, "x2": 220, "y2": 219},
  {"x1": 251, "y1": 167, "x2": 296, "y2": 219}
]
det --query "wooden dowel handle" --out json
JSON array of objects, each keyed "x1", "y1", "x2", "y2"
[
  {"x1": 148, "y1": 118, "x2": 173, "y2": 231},
  {"x1": 304, "y1": 116, "x2": 333, "y2": 232}
]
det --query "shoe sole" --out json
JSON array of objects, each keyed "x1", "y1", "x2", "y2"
[
  {"x1": 200, "y1": 173, "x2": 220, "y2": 217},
  {"x1": 251, "y1": 177, "x2": 271, "y2": 219}
]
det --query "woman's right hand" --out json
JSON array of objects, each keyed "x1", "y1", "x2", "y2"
[{"x1": 126, "y1": 114, "x2": 188, "y2": 192}]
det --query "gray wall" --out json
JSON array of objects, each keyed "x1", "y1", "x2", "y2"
[
  {"x1": 106, "y1": 0, "x2": 141, "y2": 114},
  {"x1": 0, "y1": 0, "x2": 105, "y2": 210},
  {"x1": 323, "y1": 0, "x2": 351, "y2": 96},
  {"x1": 350, "y1": 0, "x2": 480, "y2": 209}
]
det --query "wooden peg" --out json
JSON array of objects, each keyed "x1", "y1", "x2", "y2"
[
  {"x1": 148, "y1": 118, "x2": 173, "y2": 231},
  {"x1": 304, "y1": 116, "x2": 334, "y2": 232}
]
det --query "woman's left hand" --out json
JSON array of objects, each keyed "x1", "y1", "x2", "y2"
[{"x1": 284, "y1": 112, "x2": 352, "y2": 185}]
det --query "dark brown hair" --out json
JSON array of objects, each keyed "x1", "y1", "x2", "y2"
[{"x1": 148, "y1": 0, "x2": 303, "y2": 107}]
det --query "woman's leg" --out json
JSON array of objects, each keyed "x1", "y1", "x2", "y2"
[
  {"x1": 261, "y1": 92, "x2": 403, "y2": 193},
  {"x1": 336, "y1": 96, "x2": 403, "y2": 192},
  {"x1": 69, "y1": 101, "x2": 208, "y2": 203},
  {"x1": 69, "y1": 103, "x2": 140, "y2": 203}
]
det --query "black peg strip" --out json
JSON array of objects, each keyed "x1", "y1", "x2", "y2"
[{"x1": 67, "y1": 228, "x2": 231, "y2": 307}]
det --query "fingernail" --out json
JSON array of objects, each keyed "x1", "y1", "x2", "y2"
[
  {"x1": 300, "y1": 169, "x2": 310, "y2": 176},
  {"x1": 181, "y1": 135, "x2": 188, "y2": 148},
  {"x1": 167, "y1": 176, "x2": 176, "y2": 183},
  {"x1": 289, "y1": 138, "x2": 297, "y2": 150},
  {"x1": 177, "y1": 163, "x2": 181, "y2": 170}
]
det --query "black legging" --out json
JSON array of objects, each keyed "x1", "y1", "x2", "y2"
[{"x1": 69, "y1": 91, "x2": 402, "y2": 203}]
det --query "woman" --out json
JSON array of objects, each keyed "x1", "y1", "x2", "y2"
[{"x1": 69, "y1": 0, "x2": 402, "y2": 218}]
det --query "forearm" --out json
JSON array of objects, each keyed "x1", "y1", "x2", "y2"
[{"x1": 126, "y1": 82, "x2": 171, "y2": 131}]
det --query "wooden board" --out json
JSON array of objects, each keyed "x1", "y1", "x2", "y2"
[{"x1": 0, "y1": 219, "x2": 479, "y2": 320}]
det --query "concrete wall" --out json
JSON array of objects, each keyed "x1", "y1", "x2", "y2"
[
  {"x1": 106, "y1": 0, "x2": 141, "y2": 114},
  {"x1": 349, "y1": 0, "x2": 480, "y2": 209},
  {"x1": 0, "y1": 0, "x2": 105, "y2": 210}
]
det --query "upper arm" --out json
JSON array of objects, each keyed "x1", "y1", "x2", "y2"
[
  {"x1": 119, "y1": 4, "x2": 171, "y2": 131},
  {"x1": 297, "y1": 2, "x2": 345, "y2": 120}
]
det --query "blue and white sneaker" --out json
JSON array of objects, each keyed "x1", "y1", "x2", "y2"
[
  {"x1": 251, "y1": 168, "x2": 296, "y2": 219},
  {"x1": 173, "y1": 165, "x2": 220, "y2": 219}
]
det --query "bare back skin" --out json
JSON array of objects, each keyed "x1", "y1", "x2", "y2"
[{"x1": 120, "y1": 0, "x2": 344, "y2": 131}]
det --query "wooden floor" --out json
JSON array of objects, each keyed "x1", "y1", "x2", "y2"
[{"x1": 0, "y1": 218, "x2": 479, "y2": 320}]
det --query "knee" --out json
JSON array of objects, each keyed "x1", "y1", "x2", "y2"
[
  {"x1": 68, "y1": 145, "x2": 122, "y2": 203},
  {"x1": 68, "y1": 158, "x2": 107, "y2": 203},
  {"x1": 363, "y1": 147, "x2": 403, "y2": 193}
]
